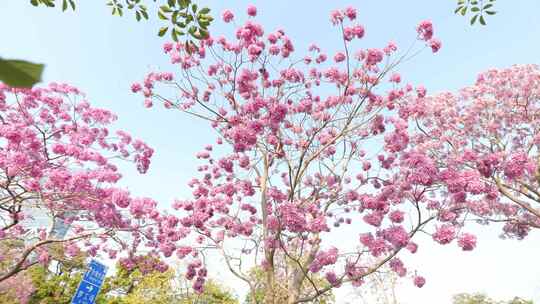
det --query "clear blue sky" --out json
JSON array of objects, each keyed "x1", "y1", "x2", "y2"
[{"x1": 2, "y1": 1, "x2": 540, "y2": 303}]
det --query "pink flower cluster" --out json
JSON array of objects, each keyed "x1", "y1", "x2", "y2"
[
  {"x1": 416, "y1": 20, "x2": 442, "y2": 53},
  {"x1": 0, "y1": 83, "x2": 163, "y2": 282}
]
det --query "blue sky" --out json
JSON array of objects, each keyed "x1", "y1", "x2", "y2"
[{"x1": 2, "y1": 0, "x2": 540, "y2": 303}]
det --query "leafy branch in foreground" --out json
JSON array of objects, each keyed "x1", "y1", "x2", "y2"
[
  {"x1": 28, "y1": 0, "x2": 213, "y2": 44},
  {"x1": 455, "y1": 0, "x2": 497, "y2": 26}
]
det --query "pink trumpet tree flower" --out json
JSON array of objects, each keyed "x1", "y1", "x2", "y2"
[
  {"x1": 133, "y1": 5, "x2": 452, "y2": 304},
  {"x1": 405, "y1": 64, "x2": 540, "y2": 239},
  {"x1": 0, "y1": 83, "x2": 162, "y2": 283}
]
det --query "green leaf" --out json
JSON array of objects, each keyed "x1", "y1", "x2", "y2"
[
  {"x1": 199, "y1": 29, "x2": 209, "y2": 39},
  {"x1": 460, "y1": 6, "x2": 467, "y2": 16},
  {"x1": 199, "y1": 7, "x2": 210, "y2": 14},
  {"x1": 62, "y1": 0, "x2": 68, "y2": 11},
  {"x1": 69, "y1": 0, "x2": 76, "y2": 10},
  {"x1": 191, "y1": 3, "x2": 198, "y2": 12},
  {"x1": 44, "y1": 0, "x2": 55, "y2": 7},
  {"x1": 167, "y1": 0, "x2": 175, "y2": 7},
  {"x1": 160, "y1": 5, "x2": 172, "y2": 13},
  {"x1": 471, "y1": 6, "x2": 480, "y2": 12},
  {"x1": 140, "y1": 9, "x2": 148, "y2": 19},
  {"x1": 30, "y1": 0, "x2": 39, "y2": 7},
  {"x1": 470, "y1": 14, "x2": 478, "y2": 25},
  {"x1": 479, "y1": 15, "x2": 486, "y2": 25},
  {"x1": 179, "y1": 0, "x2": 190, "y2": 9},
  {"x1": 158, "y1": 26, "x2": 169, "y2": 37},
  {"x1": 483, "y1": 3, "x2": 493, "y2": 9},
  {"x1": 136, "y1": 10, "x2": 141, "y2": 21},
  {"x1": 0, "y1": 58, "x2": 45, "y2": 88},
  {"x1": 158, "y1": 11, "x2": 168, "y2": 20},
  {"x1": 485, "y1": 10, "x2": 496, "y2": 15},
  {"x1": 173, "y1": 26, "x2": 185, "y2": 35},
  {"x1": 454, "y1": 6, "x2": 463, "y2": 14}
]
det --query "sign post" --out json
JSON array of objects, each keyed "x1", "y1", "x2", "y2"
[{"x1": 71, "y1": 259, "x2": 107, "y2": 304}]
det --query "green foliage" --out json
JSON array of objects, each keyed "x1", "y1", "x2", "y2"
[
  {"x1": 157, "y1": 0, "x2": 212, "y2": 50},
  {"x1": 1, "y1": 252, "x2": 239, "y2": 304},
  {"x1": 177, "y1": 280, "x2": 238, "y2": 304},
  {"x1": 0, "y1": 58, "x2": 44, "y2": 88},
  {"x1": 27, "y1": 0, "x2": 213, "y2": 45},
  {"x1": 24, "y1": 253, "x2": 112, "y2": 304},
  {"x1": 453, "y1": 293, "x2": 534, "y2": 304},
  {"x1": 455, "y1": 0, "x2": 497, "y2": 26}
]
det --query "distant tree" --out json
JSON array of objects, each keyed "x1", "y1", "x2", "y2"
[
  {"x1": 175, "y1": 279, "x2": 239, "y2": 304},
  {"x1": 103, "y1": 254, "x2": 238, "y2": 304},
  {"x1": 353, "y1": 266, "x2": 400, "y2": 304},
  {"x1": 453, "y1": 293, "x2": 534, "y2": 304},
  {"x1": 103, "y1": 254, "x2": 173, "y2": 304}
]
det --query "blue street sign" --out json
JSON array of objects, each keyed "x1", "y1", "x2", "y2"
[
  {"x1": 71, "y1": 259, "x2": 107, "y2": 304},
  {"x1": 82, "y1": 260, "x2": 107, "y2": 286},
  {"x1": 72, "y1": 281, "x2": 99, "y2": 304}
]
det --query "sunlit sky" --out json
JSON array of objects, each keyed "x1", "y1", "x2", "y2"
[{"x1": 2, "y1": 0, "x2": 540, "y2": 303}]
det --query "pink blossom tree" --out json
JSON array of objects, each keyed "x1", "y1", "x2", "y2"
[
  {"x1": 0, "y1": 83, "x2": 160, "y2": 282},
  {"x1": 132, "y1": 6, "x2": 466, "y2": 304},
  {"x1": 404, "y1": 64, "x2": 540, "y2": 239}
]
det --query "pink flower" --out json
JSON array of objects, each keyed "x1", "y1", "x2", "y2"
[
  {"x1": 433, "y1": 224, "x2": 456, "y2": 245},
  {"x1": 325, "y1": 271, "x2": 340, "y2": 286},
  {"x1": 247, "y1": 5, "x2": 257, "y2": 17},
  {"x1": 131, "y1": 83, "x2": 142, "y2": 93},
  {"x1": 222, "y1": 9, "x2": 234, "y2": 23},
  {"x1": 343, "y1": 7, "x2": 357, "y2": 20},
  {"x1": 334, "y1": 52, "x2": 346, "y2": 63},
  {"x1": 365, "y1": 48, "x2": 384, "y2": 66},
  {"x1": 330, "y1": 10, "x2": 344, "y2": 25},
  {"x1": 416, "y1": 20, "x2": 433, "y2": 41},
  {"x1": 416, "y1": 85, "x2": 426, "y2": 98},
  {"x1": 352, "y1": 25, "x2": 365, "y2": 38},
  {"x1": 406, "y1": 242, "x2": 418, "y2": 253},
  {"x1": 458, "y1": 233, "x2": 477, "y2": 251},
  {"x1": 389, "y1": 210, "x2": 405, "y2": 223},
  {"x1": 503, "y1": 152, "x2": 528, "y2": 179},
  {"x1": 428, "y1": 38, "x2": 442, "y2": 53},
  {"x1": 389, "y1": 73, "x2": 401, "y2": 83},
  {"x1": 309, "y1": 247, "x2": 339, "y2": 272},
  {"x1": 414, "y1": 275, "x2": 426, "y2": 288},
  {"x1": 163, "y1": 42, "x2": 173, "y2": 53},
  {"x1": 144, "y1": 98, "x2": 153, "y2": 108}
]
